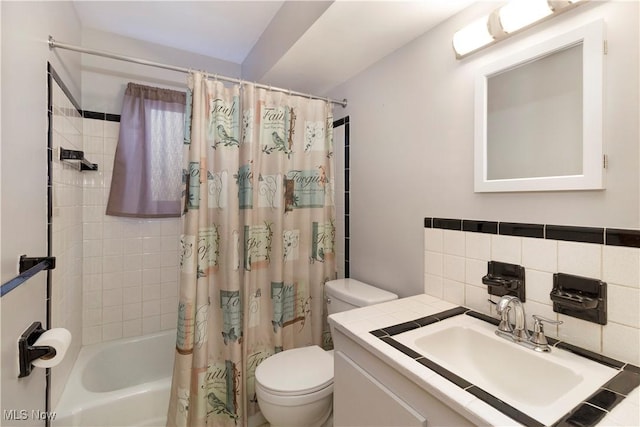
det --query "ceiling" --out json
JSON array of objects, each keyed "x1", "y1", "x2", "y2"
[{"x1": 73, "y1": 0, "x2": 476, "y2": 95}]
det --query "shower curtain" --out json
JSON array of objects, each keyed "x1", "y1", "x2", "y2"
[{"x1": 167, "y1": 72, "x2": 336, "y2": 427}]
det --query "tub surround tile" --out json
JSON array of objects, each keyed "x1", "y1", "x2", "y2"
[{"x1": 80, "y1": 109, "x2": 180, "y2": 344}]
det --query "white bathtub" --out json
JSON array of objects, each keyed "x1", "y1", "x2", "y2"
[{"x1": 54, "y1": 330, "x2": 176, "y2": 427}]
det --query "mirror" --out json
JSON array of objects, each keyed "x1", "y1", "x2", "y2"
[{"x1": 474, "y1": 20, "x2": 604, "y2": 192}]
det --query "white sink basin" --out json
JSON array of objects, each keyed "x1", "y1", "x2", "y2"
[{"x1": 393, "y1": 314, "x2": 618, "y2": 426}]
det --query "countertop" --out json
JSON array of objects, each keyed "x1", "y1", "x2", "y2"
[{"x1": 328, "y1": 294, "x2": 640, "y2": 427}]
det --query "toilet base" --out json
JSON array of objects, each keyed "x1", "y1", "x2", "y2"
[{"x1": 257, "y1": 389, "x2": 332, "y2": 427}]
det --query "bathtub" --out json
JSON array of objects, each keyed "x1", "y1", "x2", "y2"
[{"x1": 54, "y1": 330, "x2": 176, "y2": 427}]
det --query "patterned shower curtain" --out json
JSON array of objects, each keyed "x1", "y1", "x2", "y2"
[{"x1": 167, "y1": 72, "x2": 336, "y2": 427}]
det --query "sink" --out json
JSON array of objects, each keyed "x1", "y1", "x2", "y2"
[{"x1": 393, "y1": 314, "x2": 618, "y2": 426}]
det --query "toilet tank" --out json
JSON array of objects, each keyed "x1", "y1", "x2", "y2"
[{"x1": 325, "y1": 278, "x2": 398, "y2": 315}]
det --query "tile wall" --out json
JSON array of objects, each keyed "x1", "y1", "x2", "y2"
[
  {"x1": 49, "y1": 70, "x2": 83, "y2": 407},
  {"x1": 81, "y1": 116, "x2": 181, "y2": 345},
  {"x1": 424, "y1": 218, "x2": 640, "y2": 366},
  {"x1": 82, "y1": 116, "x2": 180, "y2": 345},
  {"x1": 333, "y1": 116, "x2": 349, "y2": 279}
]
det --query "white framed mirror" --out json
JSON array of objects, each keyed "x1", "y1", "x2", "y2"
[{"x1": 474, "y1": 20, "x2": 605, "y2": 192}]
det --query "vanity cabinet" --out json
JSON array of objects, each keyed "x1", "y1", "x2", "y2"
[{"x1": 332, "y1": 327, "x2": 475, "y2": 427}]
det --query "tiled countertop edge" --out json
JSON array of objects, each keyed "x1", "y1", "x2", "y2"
[{"x1": 370, "y1": 307, "x2": 640, "y2": 427}]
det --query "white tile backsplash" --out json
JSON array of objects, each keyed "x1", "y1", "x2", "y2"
[
  {"x1": 443, "y1": 229, "x2": 465, "y2": 256},
  {"x1": 425, "y1": 228, "x2": 640, "y2": 365},
  {"x1": 607, "y1": 283, "x2": 640, "y2": 328},
  {"x1": 464, "y1": 232, "x2": 491, "y2": 261},
  {"x1": 522, "y1": 238, "x2": 558, "y2": 272},
  {"x1": 424, "y1": 228, "x2": 443, "y2": 252},
  {"x1": 443, "y1": 254, "x2": 465, "y2": 282},
  {"x1": 524, "y1": 269, "x2": 554, "y2": 305},
  {"x1": 425, "y1": 251, "x2": 443, "y2": 276},
  {"x1": 490, "y1": 235, "x2": 522, "y2": 265},
  {"x1": 557, "y1": 241, "x2": 602, "y2": 278},
  {"x1": 603, "y1": 245, "x2": 640, "y2": 288}
]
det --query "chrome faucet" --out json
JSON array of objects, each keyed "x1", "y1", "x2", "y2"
[
  {"x1": 495, "y1": 295, "x2": 529, "y2": 341},
  {"x1": 494, "y1": 295, "x2": 563, "y2": 352}
]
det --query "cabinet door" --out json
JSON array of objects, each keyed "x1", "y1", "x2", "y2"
[{"x1": 334, "y1": 351, "x2": 427, "y2": 427}]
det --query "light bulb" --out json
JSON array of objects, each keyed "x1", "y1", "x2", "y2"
[
  {"x1": 453, "y1": 15, "x2": 494, "y2": 57},
  {"x1": 499, "y1": 0, "x2": 553, "y2": 33}
]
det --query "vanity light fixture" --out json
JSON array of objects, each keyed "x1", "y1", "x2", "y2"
[
  {"x1": 499, "y1": 0, "x2": 553, "y2": 33},
  {"x1": 453, "y1": 0, "x2": 587, "y2": 59},
  {"x1": 452, "y1": 15, "x2": 494, "y2": 57}
]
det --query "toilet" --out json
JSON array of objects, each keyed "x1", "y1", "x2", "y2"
[{"x1": 255, "y1": 278, "x2": 398, "y2": 427}]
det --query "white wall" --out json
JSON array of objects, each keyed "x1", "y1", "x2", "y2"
[
  {"x1": 81, "y1": 28, "x2": 241, "y2": 114},
  {"x1": 328, "y1": 1, "x2": 639, "y2": 297},
  {"x1": 1, "y1": 1, "x2": 82, "y2": 424}
]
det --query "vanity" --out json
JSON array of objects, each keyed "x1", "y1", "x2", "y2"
[{"x1": 329, "y1": 294, "x2": 640, "y2": 426}]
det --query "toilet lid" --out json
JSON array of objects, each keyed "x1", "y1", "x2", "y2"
[{"x1": 255, "y1": 345, "x2": 333, "y2": 395}]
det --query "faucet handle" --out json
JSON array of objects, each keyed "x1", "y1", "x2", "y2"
[
  {"x1": 532, "y1": 315, "x2": 563, "y2": 330},
  {"x1": 530, "y1": 315, "x2": 563, "y2": 350}
]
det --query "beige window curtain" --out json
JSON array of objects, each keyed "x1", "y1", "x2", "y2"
[{"x1": 106, "y1": 83, "x2": 186, "y2": 218}]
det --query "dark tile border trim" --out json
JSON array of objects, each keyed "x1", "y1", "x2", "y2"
[
  {"x1": 606, "y1": 228, "x2": 640, "y2": 248},
  {"x1": 372, "y1": 307, "x2": 640, "y2": 427},
  {"x1": 500, "y1": 222, "x2": 544, "y2": 239},
  {"x1": 83, "y1": 110, "x2": 121, "y2": 122},
  {"x1": 433, "y1": 218, "x2": 462, "y2": 230},
  {"x1": 333, "y1": 116, "x2": 350, "y2": 278},
  {"x1": 546, "y1": 225, "x2": 604, "y2": 244},
  {"x1": 463, "y1": 220, "x2": 498, "y2": 234},
  {"x1": 425, "y1": 218, "x2": 640, "y2": 249}
]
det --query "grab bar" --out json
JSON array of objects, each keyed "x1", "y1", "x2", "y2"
[
  {"x1": 0, "y1": 256, "x2": 56, "y2": 297},
  {"x1": 60, "y1": 148, "x2": 98, "y2": 171}
]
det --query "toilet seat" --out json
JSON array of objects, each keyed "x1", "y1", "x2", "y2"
[{"x1": 255, "y1": 345, "x2": 333, "y2": 396}]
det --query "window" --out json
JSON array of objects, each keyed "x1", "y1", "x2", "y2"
[{"x1": 106, "y1": 83, "x2": 186, "y2": 218}]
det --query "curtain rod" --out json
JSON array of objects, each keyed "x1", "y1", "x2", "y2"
[{"x1": 48, "y1": 36, "x2": 348, "y2": 108}]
